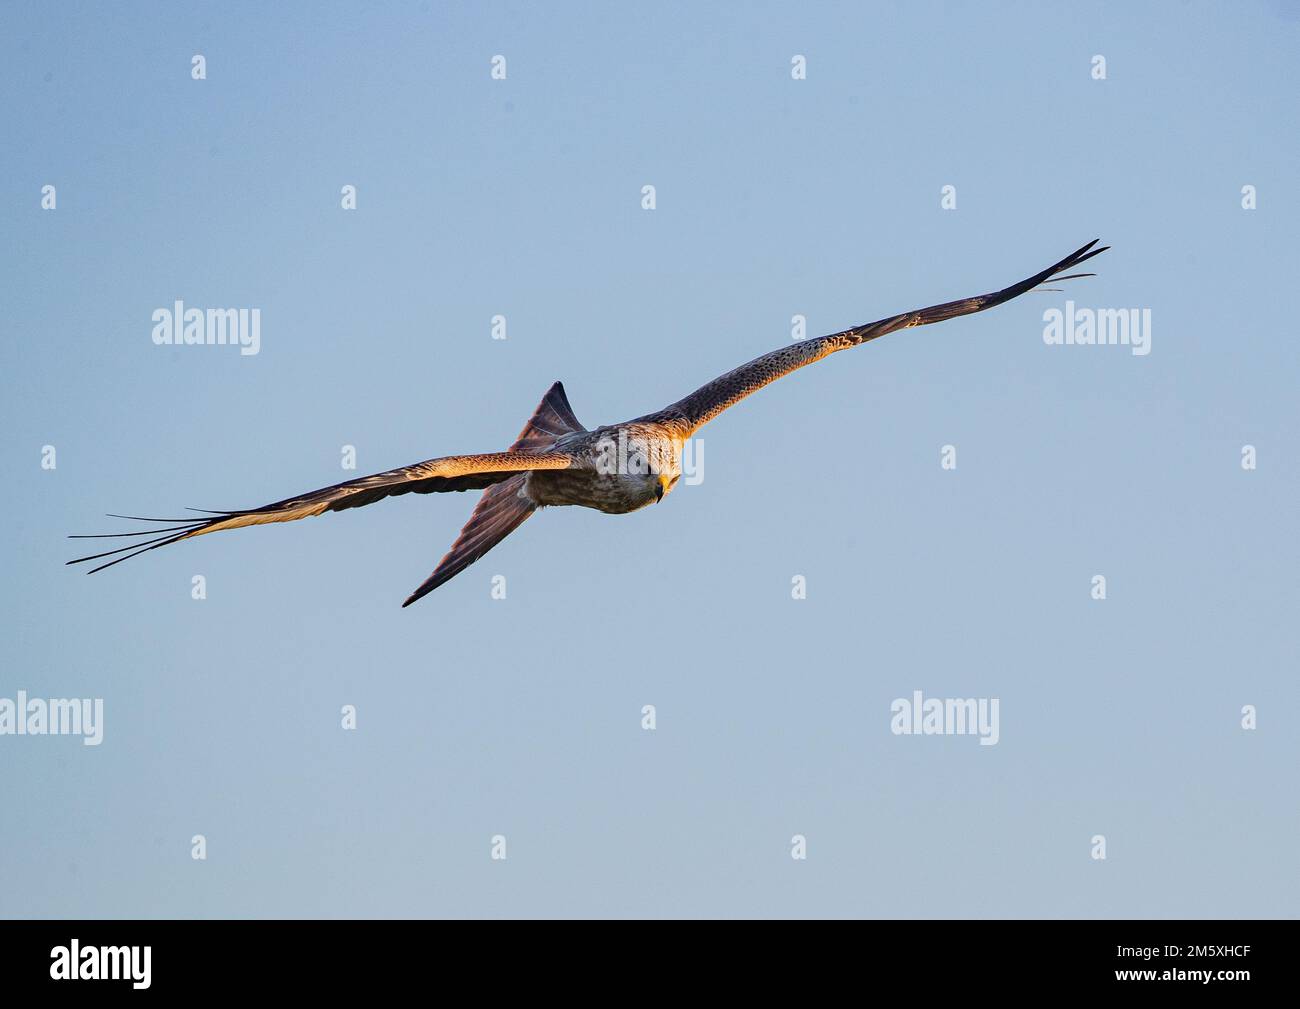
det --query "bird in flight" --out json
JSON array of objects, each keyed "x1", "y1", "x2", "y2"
[{"x1": 70, "y1": 239, "x2": 1108, "y2": 606}]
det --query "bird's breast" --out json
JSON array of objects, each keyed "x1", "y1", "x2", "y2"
[{"x1": 525, "y1": 468, "x2": 659, "y2": 514}]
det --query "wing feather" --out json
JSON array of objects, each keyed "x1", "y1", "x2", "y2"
[
  {"x1": 68, "y1": 450, "x2": 573, "y2": 574},
  {"x1": 400, "y1": 474, "x2": 535, "y2": 607},
  {"x1": 641, "y1": 239, "x2": 1108, "y2": 435}
]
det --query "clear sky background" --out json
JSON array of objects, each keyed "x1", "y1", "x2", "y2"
[{"x1": 1, "y1": 1, "x2": 1296, "y2": 918}]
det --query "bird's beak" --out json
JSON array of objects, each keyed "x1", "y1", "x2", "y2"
[{"x1": 655, "y1": 475, "x2": 669, "y2": 502}]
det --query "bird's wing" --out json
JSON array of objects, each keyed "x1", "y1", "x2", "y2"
[
  {"x1": 398, "y1": 380, "x2": 589, "y2": 606},
  {"x1": 401, "y1": 473, "x2": 534, "y2": 607},
  {"x1": 640, "y1": 239, "x2": 1108, "y2": 436},
  {"x1": 67, "y1": 450, "x2": 574, "y2": 574}
]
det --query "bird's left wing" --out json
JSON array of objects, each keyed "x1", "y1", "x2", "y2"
[
  {"x1": 400, "y1": 473, "x2": 535, "y2": 607},
  {"x1": 68, "y1": 450, "x2": 575, "y2": 574},
  {"x1": 640, "y1": 239, "x2": 1108, "y2": 436}
]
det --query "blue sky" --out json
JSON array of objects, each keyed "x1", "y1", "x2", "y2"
[{"x1": 1, "y1": 1, "x2": 1296, "y2": 918}]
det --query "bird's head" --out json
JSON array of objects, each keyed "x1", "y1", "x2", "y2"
[
  {"x1": 610, "y1": 426, "x2": 683, "y2": 509},
  {"x1": 645, "y1": 437, "x2": 683, "y2": 503},
  {"x1": 654, "y1": 470, "x2": 681, "y2": 503}
]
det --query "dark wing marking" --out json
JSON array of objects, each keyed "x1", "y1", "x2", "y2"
[
  {"x1": 67, "y1": 450, "x2": 574, "y2": 574},
  {"x1": 640, "y1": 239, "x2": 1108, "y2": 435},
  {"x1": 401, "y1": 474, "x2": 535, "y2": 607}
]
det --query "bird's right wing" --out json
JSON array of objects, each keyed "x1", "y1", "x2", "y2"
[{"x1": 68, "y1": 450, "x2": 575, "y2": 574}]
